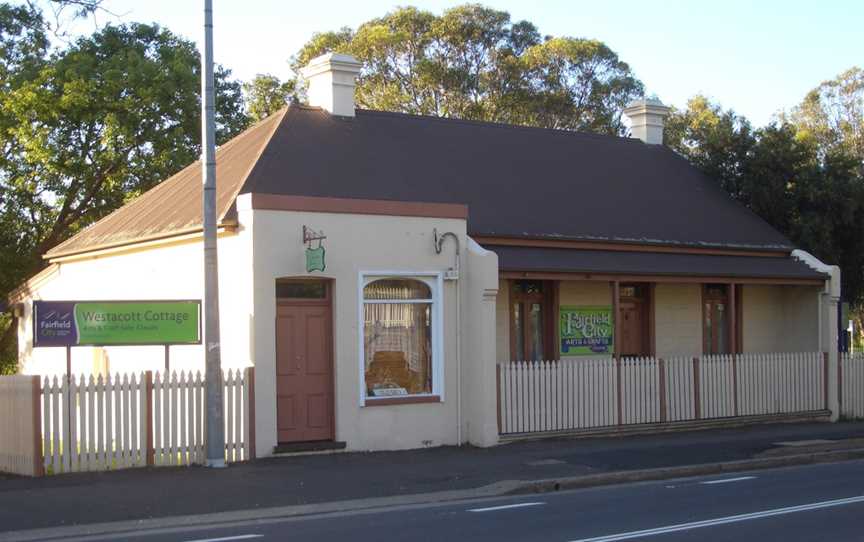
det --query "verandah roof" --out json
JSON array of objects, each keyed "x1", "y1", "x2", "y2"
[{"x1": 491, "y1": 245, "x2": 827, "y2": 282}]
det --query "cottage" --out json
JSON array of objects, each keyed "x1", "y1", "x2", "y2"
[{"x1": 9, "y1": 54, "x2": 841, "y2": 456}]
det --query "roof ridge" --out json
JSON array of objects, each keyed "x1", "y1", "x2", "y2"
[{"x1": 354, "y1": 108, "x2": 643, "y2": 144}]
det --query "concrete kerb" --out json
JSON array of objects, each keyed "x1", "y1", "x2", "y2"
[{"x1": 3, "y1": 449, "x2": 864, "y2": 542}]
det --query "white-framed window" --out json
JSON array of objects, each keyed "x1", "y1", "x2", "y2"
[{"x1": 359, "y1": 272, "x2": 443, "y2": 404}]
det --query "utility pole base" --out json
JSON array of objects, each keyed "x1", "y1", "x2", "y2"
[{"x1": 205, "y1": 458, "x2": 227, "y2": 469}]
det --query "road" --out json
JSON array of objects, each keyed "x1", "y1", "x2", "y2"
[{"x1": 32, "y1": 460, "x2": 864, "y2": 541}]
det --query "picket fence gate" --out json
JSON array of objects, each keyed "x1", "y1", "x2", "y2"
[
  {"x1": 840, "y1": 353, "x2": 864, "y2": 419},
  {"x1": 497, "y1": 352, "x2": 827, "y2": 435},
  {"x1": 40, "y1": 368, "x2": 254, "y2": 474}
]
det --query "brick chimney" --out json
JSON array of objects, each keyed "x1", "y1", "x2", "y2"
[
  {"x1": 300, "y1": 53, "x2": 362, "y2": 117},
  {"x1": 623, "y1": 97, "x2": 671, "y2": 145}
]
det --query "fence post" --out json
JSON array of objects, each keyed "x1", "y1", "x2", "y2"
[
  {"x1": 145, "y1": 371, "x2": 154, "y2": 467},
  {"x1": 824, "y1": 352, "x2": 830, "y2": 412},
  {"x1": 495, "y1": 364, "x2": 502, "y2": 434},
  {"x1": 732, "y1": 354, "x2": 739, "y2": 417},
  {"x1": 692, "y1": 357, "x2": 701, "y2": 420},
  {"x1": 245, "y1": 367, "x2": 256, "y2": 460},
  {"x1": 31, "y1": 376, "x2": 45, "y2": 477},
  {"x1": 658, "y1": 358, "x2": 667, "y2": 423},
  {"x1": 615, "y1": 356, "x2": 623, "y2": 426}
]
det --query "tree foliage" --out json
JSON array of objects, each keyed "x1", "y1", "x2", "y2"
[
  {"x1": 665, "y1": 84, "x2": 864, "y2": 312},
  {"x1": 292, "y1": 4, "x2": 642, "y2": 134},
  {"x1": 242, "y1": 73, "x2": 298, "y2": 121},
  {"x1": 0, "y1": 3, "x2": 250, "y2": 372}
]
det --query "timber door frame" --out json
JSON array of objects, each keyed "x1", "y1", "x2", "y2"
[{"x1": 275, "y1": 278, "x2": 336, "y2": 443}]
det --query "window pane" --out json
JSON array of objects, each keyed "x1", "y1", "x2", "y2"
[
  {"x1": 514, "y1": 280, "x2": 543, "y2": 295},
  {"x1": 364, "y1": 302, "x2": 432, "y2": 396},
  {"x1": 513, "y1": 302, "x2": 525, "y2": 361},
  {"x1": 364, "y1": 279, "x2": 431, "y2": 300},
  {"x1": 276, "y1": 282, "x2": 326, "y2": 299},
  {"x1": 529, "y1": 302, "x2": 544, "y2": 360}
]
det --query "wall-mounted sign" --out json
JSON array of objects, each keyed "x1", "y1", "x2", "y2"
[
  {"x1": 305, "y1": 246, "x2": 326, "y2": 272},
  {"x1": 302, "y1": 225, "x2": 327, "y2": 273},
  {"x1": 33, "y1": 300, "x2": 201, "y2": 347},
  {"x1": 560, "y1": 306, "x2": 614, "y2": 355}
]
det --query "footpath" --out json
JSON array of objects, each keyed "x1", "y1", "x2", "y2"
[{"x1": 1, "y1": 421, "x2": 864, "y2": 538}]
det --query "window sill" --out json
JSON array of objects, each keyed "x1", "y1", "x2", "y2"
[{"x1": 364, "y1": 395, "x2": 441, "y2": 407}]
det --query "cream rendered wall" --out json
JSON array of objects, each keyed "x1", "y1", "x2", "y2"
[
  {"x1": 740, "y1": 285, "x2": 820, "y2": 353},
  {"x1": 781, "y1": 285, "x2": 820, "y2": 352},
  {"x1": 740, "y1": 285, "x2": 784, "y2": 353},
  {"x1": 654, "y1": 283, "x2": 702, "y2": 358},
  {"x1": 245, "y1": 197, "x2": 486, "y2": 454},
  {"x1": 16, "y1": 231, "x2": 254, "y2": 377},
  {"x1": 558, "y1": 281, "x2": 613, "y2": 359}
]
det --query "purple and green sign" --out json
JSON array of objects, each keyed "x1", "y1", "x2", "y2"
[
  {"x1": 560, "y1": 306, "x2": 614, "y2": 355},
  {"x1": 33, "y1": 300, "x2": 201, "y2": 347}
]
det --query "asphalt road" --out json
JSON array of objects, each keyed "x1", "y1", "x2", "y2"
[{"x1": 57, "y1": 459, "x2": 864, "y2": 542}]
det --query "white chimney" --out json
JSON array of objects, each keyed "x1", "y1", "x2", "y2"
[
  {"x1": 623, "y1": 97, "x2": 671, "y2": 145},
  {"x1": 300, "y1": 53, "x2": 362, "y2": 117}
]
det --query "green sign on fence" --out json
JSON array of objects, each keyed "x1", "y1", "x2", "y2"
[
  {"x1": 559, "y1": 306, "x2": 614, "y2": 356},
  {"x1": 33, "y1": 300, "x2": 200, "y2": 347}
]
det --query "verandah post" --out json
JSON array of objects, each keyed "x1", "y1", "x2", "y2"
[
  {"x1": 612, "y1": 281, "x2": 622, "y2": 425},
  {"x1": 692, "y1": 357, "x2": 701, "y2": 420},
  {"x1": 730, "y1": 283, "x2": 739, "y2": 417}
]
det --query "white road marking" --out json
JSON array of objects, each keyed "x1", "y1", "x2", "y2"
[
  {"x1": 700, "y1": 476, "x2": 757, "y2": 485},
  {"x1": 567, "y1": 494, "x2": 864, "y2": 542},
  {"x1": 182, "y1": 535, "x2": 263, "y2": 542},
  {"x1": 468, "y1": 502, "x2": 545, "y2": 513}
]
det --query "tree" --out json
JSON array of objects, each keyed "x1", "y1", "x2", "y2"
[
  {"x1": 0, "y1": 8, "x2": 250, "y2": 372},
  {"x1": 666, "y1": 94, "x2": 864, "y2": 312},
  {"x1": 791, "y1": 67, "x2": 863, "y2": 167},
  {"x1": 292, "y1": 4, "x2": 642, "y2": 134},
  {"x1": 243, "y1": 74, "x2": 298, "y2": 121}
]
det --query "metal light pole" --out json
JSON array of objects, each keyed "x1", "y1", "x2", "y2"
[{"x1": 202, "y1": 0, "x2": 225, "y2": 468}]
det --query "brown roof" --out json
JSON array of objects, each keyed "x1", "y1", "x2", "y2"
[
  {"x1": 47, "y1": 103, "x2": 795, "y2": 259},
  {"x1": 45, "y1": 109, "x2": 286, "y2": 258}
]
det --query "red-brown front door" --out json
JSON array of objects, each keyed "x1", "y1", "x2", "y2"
[{"x1": 276, "y1": 300, "x2": 334, "y2": 443}]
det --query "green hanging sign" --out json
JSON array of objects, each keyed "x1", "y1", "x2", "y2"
[{"x1": 305, "y1": 246, "x2": 326, "y2": 272}]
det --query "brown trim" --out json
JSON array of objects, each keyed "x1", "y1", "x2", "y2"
[
  {"x1": 736, "y1": 286, "x2": 744, "y2": 353},
  {"x1": 658, "y1": 358, "x2": 667, "y2": 423},
  {"x1": 251, "y1": 193, "x2": 469, "y2": 220},
  {"x1": 364, "y1": 395, "x2": 441, "y2": 406},
  {"x1": 500, "y1": 271, "x2": 824, "y2": 286},
  {"x1": 246, "y1": 367, "x2": 256, "y2": 460},
  {"x1": 30, "y1": 376, "x2": 44, "y2": 477},
  {"x1": 476, "y1": 236, "x2": 790, "y2": 258}
]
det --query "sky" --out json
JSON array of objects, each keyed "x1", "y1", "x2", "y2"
[{"x1": 62, "y1": 0, "x2": 863, "y2": 126}]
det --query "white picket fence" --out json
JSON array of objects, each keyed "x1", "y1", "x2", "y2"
[
  {"x1": 497, "y1": 352, "x2": 827, "y2": 435},
  {"x1": 841, "y1": 353, "x2": 864, "y2": 419},
  {"x1": 41, "y1": 368, "x2": 254, "y2": 474}
]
